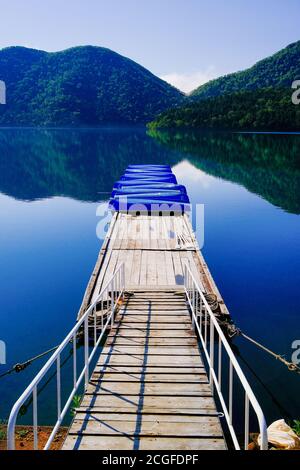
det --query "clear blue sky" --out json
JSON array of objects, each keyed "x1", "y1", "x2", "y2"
[{"x1": 0, "y1": 0, "x2": 299, "y2": 92}]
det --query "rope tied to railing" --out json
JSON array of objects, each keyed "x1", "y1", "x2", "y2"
[
  {"x1": 0, "y1": 345, "x2": 60, "y2": 379},
  {"x1": 219, "y1": 319, "x2": 300, "y2": 375},
  {"x1": 0, "y1": 334, "x2": 84, "y2": 380},
  {"x1": 0, "y1": 289, "x2": 122, "y2": 381}
]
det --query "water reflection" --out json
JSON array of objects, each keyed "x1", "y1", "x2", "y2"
[
  {"x1": 149, "y1": 129, "x2": 300, "y2": 214},
  {"x1": 0, "y1": 128, "x2": 179, "y2": 202},
  {"x1": 1, "y1": 128, "x2": 299, "y2": 214}
]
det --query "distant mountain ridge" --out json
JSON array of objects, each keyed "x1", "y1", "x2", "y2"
[
  {"x1": 0, "y1": 46, "x2": 183, "y2": 126},
  {"x1": 191, "y1": 40, "x2": 300, "y2": 99},
  {"x1": 1, "y1": 41, "x2": 299, "y2": 129},
  {"x1": 150, "y1": 41, "x2": 300, "y2": 130}
]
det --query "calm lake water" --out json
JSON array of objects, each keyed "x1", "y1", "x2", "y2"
[{"x1": 0, "y1": 127, "x2": 299, "y2": 430}]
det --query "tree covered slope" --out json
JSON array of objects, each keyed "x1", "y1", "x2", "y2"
[
  {"x1": 148, "y1": 88, "x2": 300, "y2": 131},
  {"x1": 191, "y1": 40, "x2": 300, "y2": 99},
  {"x1": 0, "y1": 46, "x2": 183, "y2": 126},
  {"x1": 150, "y1": 41, "x2": 300, "y2": 131}
]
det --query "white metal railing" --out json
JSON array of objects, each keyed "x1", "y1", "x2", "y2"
[
  {"x1": 7, "y1": 263, "x2": 125, "y2": 450},
  {"x1": 184, "y1": 263, "x2": 268, "y2": 450}
]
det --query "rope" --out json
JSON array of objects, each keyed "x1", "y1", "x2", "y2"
[
  {"x1": 0, "y1": 333, "x2": 82, "y2": 380},
  {"x1": 0, "y1": 345, "x2": 59, "y2": 379},
  {"x1": 222, "y1": 321, "x2": 300, "y2": 374}
]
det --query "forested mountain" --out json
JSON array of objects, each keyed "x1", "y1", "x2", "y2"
[
  {"x1": 0, "y1": 46, "x2": 183, "y2": 126},
  {"x1": 148, "y1": 88, "x2": 300, "y2": 131},
  {"x1": 150, "y1": 41, "x2": 300, "y2": 131},
  {"x1": 0, "y1": 41, "x2": 299, "y2": 130},
  {"x1": 191, "y1": 40, "x2": 300, "y2": 99}
]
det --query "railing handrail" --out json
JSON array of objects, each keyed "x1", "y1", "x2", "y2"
[
  {"x1": 183, "y1": 262, "x2": 268, "y2": 450},
  {"x1": 7, "y1": 262, "x2": 125, "y2": 450}
]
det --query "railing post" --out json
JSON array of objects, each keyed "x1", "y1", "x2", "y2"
[
  {"x1": 191, "y1": 283, "x2": 195, "y2": 330},
  {"x1": 112, "y1": 278, "x2": 115, "y2": 313},
  {"x1": 218, "y1": 336, "x2": 222, "y2": 387},
  {"x1": 199, "y1": 296, "x2": 203, "y2": 337},
  {"x1": 84, "y1": 315, "x2": 89, "y2": 389},
  {"x1": 56, "y1": 355, "x2": 61, "y2": 420},
  {"x1": 229, "y1": 361, "x2": 233, "y2": 424},
  {"x1": 209, "y1": 316, "x2": 214, "y2": 390},
  {"x1": 111, "y1": 284, "x2": 114, "y2": 328},
  {"x1": 244, "y1": 394, "x2": 250, "y2": 450},
  {"x1": 195, "y1": 289, "x2": 199, "y2": 326},
  {"x1": 73, "y1": 333, "x2": 77, "y2": 389},
  {"x1": 33, "y1": 386, "x2": 38, "y2": 450}
]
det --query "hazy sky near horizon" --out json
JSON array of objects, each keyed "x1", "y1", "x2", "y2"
[{"x1": 0, "y1": 0, "x2": 299, "y2": 92}]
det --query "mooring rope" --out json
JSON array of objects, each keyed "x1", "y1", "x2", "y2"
[
  {"x1": 1, "y1": 305, "x2": 299, "y2": 380},
  {"x1": 0, "y1": 345, "x2": 60, "y2": 379},
  {"x1": 222, "y1": 321, "x2": 300, "y2": 374}
]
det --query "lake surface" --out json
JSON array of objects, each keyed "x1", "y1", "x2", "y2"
[{"x1": 0, "y1": 127, "x2": 299, "y2": 430}]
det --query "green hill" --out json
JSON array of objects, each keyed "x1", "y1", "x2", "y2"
[
  {"x1": 191, "y1": 40, "x2": 300, "y2": 99},
  {"x1": 0, "y1": 46, "x2": 183, "y2": 126},
  {"x1": 148, "y1": 87, "x2": 300, "y2": 131},
  {"x1": 149, "y1": 41, "x2": 300, "y2": 131}
]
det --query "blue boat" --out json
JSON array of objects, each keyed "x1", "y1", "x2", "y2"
[
  {"x1": 113, "y1": 181, "x2": 182, "y2": 190},
  {"x1": 120, "y1": 174, "x2": 177, "y2": 183},
  {"x1": 111, "y1": 184, "x2": 187, "y2": 197},
  {"x1": 125, "y1": 166, "x2": 172, "y2": 171},
  {"x1": 123, "y1": 170, "x2": 173, "y2": 177},
  {"x1": 110, "y1": 164, "x2": 188, "y2": 213},
  {"x1": 109, "y1": 197, "x2": 189, "y2": 214},
  {"x1": 113, "y1": 191, "x2": 189, "y2": 202}
]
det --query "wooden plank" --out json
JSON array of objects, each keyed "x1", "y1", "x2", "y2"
[
  {"x1": 156, "y1": 251, "x2": 167, "y2": 285},
  {"x1": 90, "y1": 374, "x2": 208, "y2": 383},
  {"x1": 72, "y1": 413, "x2": 220, "y2": 424},
  {"x1": 81, "y1": 395, "x2": 216, "y2": 410},
  {"x1": 124, "y1": 250, "x2": 134, "y2": 286},
  {"x1": 125, "y1": 295, "x2": 186, "y2": 301},
  {"x1": 119, "y1": 303, "x2": 187, "y2": 310},
  {"x1": 146, "y1": 252, "x2": 157, "y2": 286},
  {"x1": 63, "y1": 435, "x2": 226, "y2": 450},
  {"x1": 76, "y1": 406, "x2": 218, "y2": 416},
  {"x1": 108, "y1": 329, "x2": 196, "y2": 337},
  {"x1": 106, "y1": 337, "x2": 198, "y2": 346},
  {"x1": 122, "y1": 303, "x2": 187, "y2": 308},
  {"x1": 86, "y1": 382, "x2": 211, "y2": 395},
  {"x1": 100, "y1": 346, "x2": 200, "y2": 355},
  {"x1": 93, "y1": 366, "x2": 206, "y2": 374},
  {"x1": 69, "y1": 417, "x2": 222, "y2": 437},
  {"x1": 110, "y1": 324, "x2": 192, "y2": 330},
  {"x1": 96, "y1": 355, "x2": 203, "y2": 366},
  {"x1": 100, "y1": 249, "x2": 119, "y2": 288},
  {"x1": 165, "y1": 251, "x2": 176, "y2": 285},
  {"x1": 115, "y1": 315, "x2": 190, "y2": 323},
  {"x1": 172, "y1": 251, "x2": 184, "y2": 285},
  {"x1": 130, "y1": 250, "x2": 141, "y2": 285},
  {"x1": 150, "y1": 217, "x2": 159, "y2": 250},
  {"x1": 139, "y1": 250, "x2": 148, "y2": 285}
]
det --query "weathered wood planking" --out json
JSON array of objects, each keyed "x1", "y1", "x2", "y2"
[
  {"x1": 78, "y1": 212, "x2": 230, "y2": 318},
  {"x1": 69, "y1": 210, "x2": 230, "y2": 449},
  {"x1": 64, "y1": 291, "x2": 226, "y2": 450}
]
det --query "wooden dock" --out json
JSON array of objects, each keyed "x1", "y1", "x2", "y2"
[
  {"x1": 62, "y1": 213, "x2": 228, "y2": 450},
  {"x1": 7, "y1": 165, "x2": 268, "y2": 452},
  {"x1": 78, "y1": 213, "x2": 229, "y2": 319}
]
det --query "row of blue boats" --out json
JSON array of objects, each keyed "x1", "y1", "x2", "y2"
[{"x1": 109, "y1": 165, "x2": 190, "y2": 214}]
